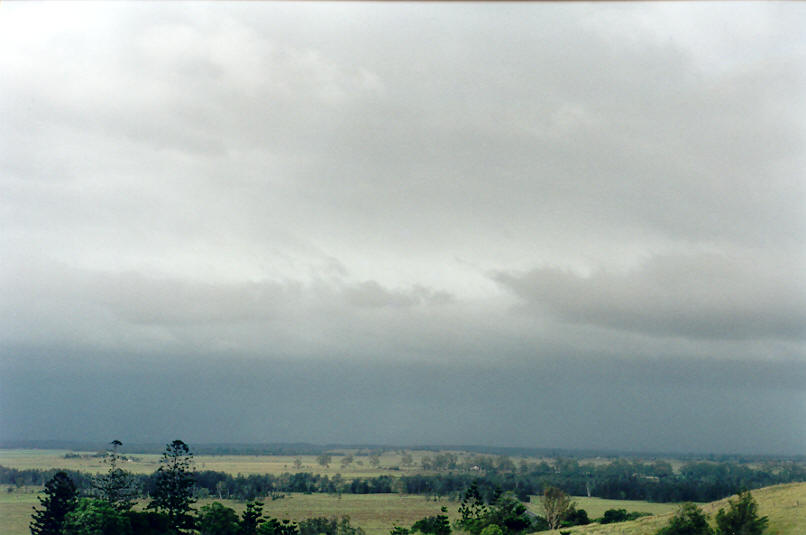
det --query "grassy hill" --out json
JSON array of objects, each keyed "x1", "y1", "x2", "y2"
[{"x1": 542, "y1": 482, "x2": 806, "y2": 535}]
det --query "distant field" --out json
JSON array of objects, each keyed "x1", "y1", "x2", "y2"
[{"x1": 0, "y1": 449, "x2": 435, "y2": 478}]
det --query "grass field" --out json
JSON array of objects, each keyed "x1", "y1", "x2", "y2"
[
  {"x1": 526, "y1": 495, "x2": 680, "y2": 519},
  {"x1": 0, "y1": 449, "x2": 441, "y2": 478},
  {"x1": 537, "y1": 482, "x2": 806, "y2": 535}
]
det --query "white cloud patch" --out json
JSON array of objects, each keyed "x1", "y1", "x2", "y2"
[{"x1": 496, "y1": 252, "x2": 806, "y2": 340}]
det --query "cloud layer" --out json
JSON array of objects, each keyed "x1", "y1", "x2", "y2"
[{"x1": 1, "y1": 2, "x2": 804, "y2": 453}]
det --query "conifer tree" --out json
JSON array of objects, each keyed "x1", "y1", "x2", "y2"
[
  {"x1": 30, "y1": 471, "x2": 78, "y2": 535},
  {"x1": 94, "y1": 440, "x2": 138, "y2": 512},
  {"x1": 147, "y1": 439, "x2": 196, "y2": 534}
]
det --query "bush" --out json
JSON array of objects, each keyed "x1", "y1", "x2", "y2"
[
  {"x1": 63, "y1": 498, "x2": 132, "y2": 535},
  {"x1": 715, "y1": 490, "x2": 768, "y2": 535},
  {"x1": 656, "y1": 503, "x2": 714, "y2": 535}
]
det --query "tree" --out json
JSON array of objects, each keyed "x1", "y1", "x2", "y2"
[
  {"x1": 340, "y1": 455, "x2": 354, "y2": 469},
  {"x1": 411, "y1": 508, "x2": 451, "y2": 535},
  {"x1": 368, "y1": 453, "x2": 381, "y2": 468},
  {"x1": 147, "y1": 439, "x2": 196, "y2": 534},
  {"x1": 293, "y1": 458, "x2": 303, "y2": 470},
  {"x1": 656, "y1": 503, "x2": 714, "y2": 535},
  {"x1": 479, "y1": 526, "x2": 503, "y2": 535},
  {"x1": 600, "y1": 509, "x2": 630, "y2": 524},
  {"x1": 541, "y1": 486, "x2": 572, "y2": 531},
  {"x1": 197, "y1": 502, "x2": 239, "y2": 535},
  {"x1": 240, "y1": 501, "x2": 265, "y2": 535},
  {"x1": 485, "y1": 493, "x2": 532, "y2": 535},
  {"x1": 400, "y1": 452, "x2": 414, "y2": 467},
  {"x1": 715, "y1": 490, "x2": 768, "y2": 535},
  {"x1": 63, "y1": 498, "x2": 132, "y2": 535},
  {"x1": 94, "y1": 440, "x2": 137, "y2": 512},
  {"x1": 30, "y1": 471, "x2": 78, "y2": 535},
  {"x1": 455, "y1": 483, "x2": 489, "y2": 535},
  {"x1": 258, "y1": 518, "x2": 299, "y2": 535},
  {"x1": 317, "y1": 453, "x2": 332, "y2": 468}
]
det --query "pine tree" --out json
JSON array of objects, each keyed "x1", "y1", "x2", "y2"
[
  {"x1": 147, "y1": 440, "x2": 196, "y2": 534},
  {"x1": 94, "y1": 440, "x2": 138, "y2": 512},
  {"x1": 240, "y1": 501, "x2": 265, "y2": 535},
  {"x1": 30, "y1": 471, "x2": 78, "y2": 535}
]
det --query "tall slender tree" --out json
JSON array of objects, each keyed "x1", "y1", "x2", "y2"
[
  {"x1": 94, "y1": 440, "x2": 137, "y2": 512},
  {"x1": 147, "y1": 440, "x2": 196, "y2": 534},
  {"x1": 31, "y1": 471, "x2": 78, "y2": 535},
  {"x1": 541, "y1": 486, "x2": 572, "y2": 531}
]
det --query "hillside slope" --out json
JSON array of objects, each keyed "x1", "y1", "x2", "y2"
[{"x1": 542, "y1": 482, "x2": 806, "y2": 535}]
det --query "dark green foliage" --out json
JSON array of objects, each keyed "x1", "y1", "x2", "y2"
[
  {"x1": 298, "y1": 516, "x2": 364, "y2": 535},
  {"x1": 455, "y1": 485, "x2": 533, "y2": 535},
  {"x1": 479, "y1": 526, "x2": 503, "y2": 535},
  {"x1": 147, "y1": 440, "x2": 196, "y2": 534},
  {"x1": 715, "y1": 490, "x2": 768, "y2": 535},
  {"x1": 257, "y1": 518, "x2": 299, "y2": 535},
  {"x1": 197, "y1": 502, "x2": 239, "y2": 535},
  {"x1": 126, "y1": 511, "x2": 173, "y2": 535},
  {"x1": 484, "y1": 493, "x2": 533, "y2": 535},
  {"x1": 63, "y1": 498, "x2": 132, "y2": 535},
  {"x1": 530, "y1": 516, "x2": 549, "y2": 532},
  {"x1": 600, "y1": 508, "x2": 631, "y2": 524},
  {"x1": 455, "y1": 483, "x2": 489, "y2": 535},
  {"x1": 411, "y1": 508, "x2": 451, "y2": 535},
  {"x1": 94, "y1": 440, "x2": 137, "y2": 512},
  {"x1": 30, "y1": 471, "x2": 78, "y2": 535},
  {"x1": 561, "y1": 506, "x2": 590, "y2": 527},
  {"x1": 597, "y1": 508, "x2": 650, "y2": 524},
  {"x1": 240, "y1": 501, "x2": 265, "y2": 535},
  {"x1": 656, "y1": 503, "x2": 714, "y2": 535},
  {"x1": 390, "y1": 527, "x2": 410, "y2": 535}
]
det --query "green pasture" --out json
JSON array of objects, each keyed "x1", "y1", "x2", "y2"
[
  {"x1": 0, "y1": 449, "x2": 443, "y2": 478},
  {"x1": 538, "y1": 482, "x2": 806, "y2": 535}
]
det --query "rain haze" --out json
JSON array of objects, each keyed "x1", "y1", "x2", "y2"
[{"x1": 1, "y1": 2, "x2": 805, "y2": 455}]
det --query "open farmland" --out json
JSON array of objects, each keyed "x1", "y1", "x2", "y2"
[{"x1": 0, "y1": 449, "x2": 440, "y2": 478}]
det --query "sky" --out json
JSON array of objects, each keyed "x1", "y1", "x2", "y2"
[{"x1": 1, "y1": 2, "x2": 805, "y2": 455}]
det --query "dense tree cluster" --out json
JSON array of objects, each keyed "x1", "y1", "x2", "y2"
[{"x1": 7, "y1": 453, "x2": 805, "y2": 505}]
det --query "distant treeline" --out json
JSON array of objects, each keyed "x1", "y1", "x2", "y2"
[{"x1": 4, "y1": 458, "x2": 806, "y2": 503}]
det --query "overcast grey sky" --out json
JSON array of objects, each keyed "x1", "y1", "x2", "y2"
[{"x1": 1, "y1": 2, "x2": 805, "y2": 455}]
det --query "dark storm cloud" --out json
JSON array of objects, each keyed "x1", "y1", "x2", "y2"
[
  {"x1": 2, "y1": 353, "x2": 804, "y2": 454},
  {"x1": 496, "y1": 252, "x2": 806, "y2": 340}
]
